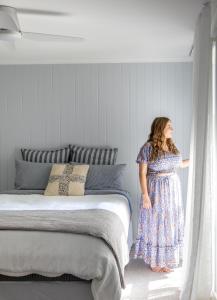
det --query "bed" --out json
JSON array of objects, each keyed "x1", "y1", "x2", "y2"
[{"x1": 0, "y1": 189, "x2": 133, "y2": 300}]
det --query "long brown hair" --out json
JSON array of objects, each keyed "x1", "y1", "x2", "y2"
[{"x1": 147, "y1": 117, "x2": 179, "y2": 162}]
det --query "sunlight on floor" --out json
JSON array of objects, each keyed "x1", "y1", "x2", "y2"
[{"x1": 121, "y1": 259, "x2": 183, "y2": 300}]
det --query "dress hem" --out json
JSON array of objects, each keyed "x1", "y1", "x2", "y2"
[
  {"x1": 133, "y1": 255, "x2": 183, "y2": 268},
  {"x1": 133, "y1": 241, "x2": 183, "y2": 268}
]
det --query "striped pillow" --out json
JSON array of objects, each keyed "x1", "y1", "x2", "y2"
[
  {"x1": 21, "y1": 147, "x2": 70, "y2": 163},
  {"x1": 69, "y1": 145, "x2": 118, "y2": 165}
]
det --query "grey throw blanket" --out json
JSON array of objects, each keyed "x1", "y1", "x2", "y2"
[{"x1": 0, "y1": 209, "x2": 128, "y2": 288}]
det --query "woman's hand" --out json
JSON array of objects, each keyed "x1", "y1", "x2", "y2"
[
  {"x1": 180, "y1": 159, "x2": 190, "y2": 168},
  {"x1": 142, "y1": 194, "x2": 152, "y2": 209}
]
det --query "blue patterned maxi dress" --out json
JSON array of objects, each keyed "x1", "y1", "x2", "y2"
[{"x1": 134, "y1": 142, "x2": 184, "y2": 268}]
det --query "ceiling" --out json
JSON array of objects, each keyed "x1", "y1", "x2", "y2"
[{"x1": 0, "y1": 0, "x2": 203, "y2": 64}]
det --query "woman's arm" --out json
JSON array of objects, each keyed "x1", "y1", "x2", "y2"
[
  {"x1": 139, "y1": 163, "x2": 152, "y2": 209},
  {"x1": 139, "y1": 163, "x2": 148, "y2": 195},
  {"x1": 180, "y1": 159, "x2": 190, "y2": 168}
]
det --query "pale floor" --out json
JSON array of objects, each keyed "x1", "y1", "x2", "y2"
[{"x1": 121, "y1": 259, "x2": 183, "y2": 300}]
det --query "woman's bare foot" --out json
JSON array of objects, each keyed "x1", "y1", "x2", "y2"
[
  {"x1": 151, "y1": 266, "x2": 164, "y2": 272},
  {"x1": 161, "y1": 266, "x2": 174, "y2": 272}
]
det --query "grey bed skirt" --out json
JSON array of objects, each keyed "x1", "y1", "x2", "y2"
[{"x1": 0, "y1": 281, "x2": 94, "y2": 300}]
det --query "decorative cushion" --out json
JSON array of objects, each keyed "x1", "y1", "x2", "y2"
[
  {"x1": 44, "y1": 164, "x2": 89, "y2": 196},
  {"x1": 21, "y1": 147, "x2": 70, "y2": 163},
  {"x1": 69, "y1": 145, "x2": 118, "y2": 165}
]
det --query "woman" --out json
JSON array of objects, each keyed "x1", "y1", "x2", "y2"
[{"x1": 134, "y1": 117, "x2": 190, "y2": 273}]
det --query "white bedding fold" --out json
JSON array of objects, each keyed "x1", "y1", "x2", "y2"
[{"x1": 0, "y1": 194, "x2": 130, "y2": 236}]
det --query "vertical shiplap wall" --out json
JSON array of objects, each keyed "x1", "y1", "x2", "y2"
[{"x1": 0, "y1": 63, "x2": 192, "y2": 238}]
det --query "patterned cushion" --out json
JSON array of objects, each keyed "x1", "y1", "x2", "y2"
[
  {"x1": 69, "y1": 145, "x2": 118, "y2": 165},
  {"x1": 44, "y1": 164, "x2": 89, "y2": 196},
  {"x1": 21, "y1": 147, "x2": 70, "y2": 163}
]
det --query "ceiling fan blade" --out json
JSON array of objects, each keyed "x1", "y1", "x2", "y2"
[
  {"x1": 22, "y1": 32, "x2": 84, "y2": 43},
  {"x1": 0, "y1": 40, "x2": 16, "y2": 50},
  {"x1": 17, "y1": 8, "x2": 71, "y2": 17}
]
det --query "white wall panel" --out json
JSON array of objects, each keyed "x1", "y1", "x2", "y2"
[{"x1": 0, "y1": 63, "x2": 192, "y2": 238}]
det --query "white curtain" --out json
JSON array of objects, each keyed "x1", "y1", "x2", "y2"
[{"x1": 180, "y1": 1, "x2": 217, "y2": 300}]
